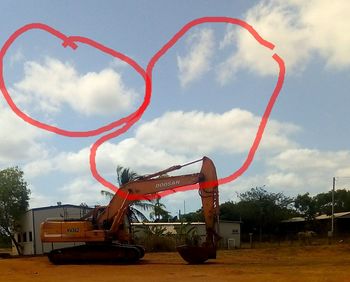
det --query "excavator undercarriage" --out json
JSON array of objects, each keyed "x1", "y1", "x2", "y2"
[{"x1": 48, "y1": 243, "x2": 145, "y2": 264}]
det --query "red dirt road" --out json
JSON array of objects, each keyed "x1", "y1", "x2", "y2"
[{"x1": 1, "y1": 244, "x2": 350, "y2": 282}]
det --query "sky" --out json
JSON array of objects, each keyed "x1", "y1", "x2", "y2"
[{"x1": 0, "y1": 0, "x2": 350, "y2": 217}]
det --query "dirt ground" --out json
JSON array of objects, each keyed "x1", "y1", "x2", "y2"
[{"x1": 1, "y1": 244, "x2": 350, "y2": 282}]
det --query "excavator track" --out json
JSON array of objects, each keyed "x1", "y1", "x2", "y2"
[{"x1": 48, "y1": 243, "x2": 144, "y2": 264}]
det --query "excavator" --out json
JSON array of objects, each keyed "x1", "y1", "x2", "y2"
[{"x1": 40, "y1": 156, "x2": 220, "y2": 264}]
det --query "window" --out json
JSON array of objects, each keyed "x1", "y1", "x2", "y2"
[
  {"x1": 29, "y1": 231, "x2": 33, "y2": 242},
  {"x1": 232, "y1": 229, "x2": 239, "y2": 234},
  {"x1": 23, "y1": 232, "x2": 27, "y2": 242},
  {"x1": 17, "y1": 233, "x2": 22, "y2": 243}
]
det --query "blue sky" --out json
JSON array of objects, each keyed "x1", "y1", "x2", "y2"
[{"x1": 1, "y1": 0, "x2": 350, "y2": 217}]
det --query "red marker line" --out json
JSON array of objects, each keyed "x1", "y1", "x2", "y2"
[{"x1": 91, "y1": 17, "x2": 285, "y2": 200}]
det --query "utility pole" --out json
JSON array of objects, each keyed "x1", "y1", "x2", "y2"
[{"x1": 331, "y1": 177, "x2": 335, "y2": 237}]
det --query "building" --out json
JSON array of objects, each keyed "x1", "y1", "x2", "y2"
[
  {"x1": 13, "y1": 204, "x2": 91, "y2": 255},
  {"x1": 281, "y1": 212, "x2": 350, "y2": 238},
  {"x1": 219, "y1": 220, "x2": 241, "y2": 248}
]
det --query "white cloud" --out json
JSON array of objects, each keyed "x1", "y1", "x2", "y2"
[
  {"x1": 266, "y1": 172, "x2": 302, "y2": 188},
  {"x1": 162, "y1": 189, "x2": 201, "y2": 216},
  {"x1": 263, "y1": 148, "x2": 350, "y2": 194},
  {"x1": 29, "y1": 186, "x2": 55, "y2": 209},
  {"x1": 61, "y1": 178, "x2": 108, "y2": 206},
  {"x1": 19, "y1": 108, "x2": 348, "y2": 210},
  {"x1": 217, "y1": 0, "x2": 350, "y2": 81},
  {"x1": 55, "y1": 148, "x2": 91, "y2": 174},
  {"x1": 0, "y1": 102, "x2": 48, "y2": 165},
  {"x1": 219, "y1": 176, "x2": 263, "y2": 203},
  {"x1": 268, "y1": 149, "x2": 350, "y2": 172},
  {"x1": 302, "y1": 0, "x2": 350, "y2": 69},
  {"x1": 25, "y1": 143, "x2": 350, "y2": 212},
  {"x1": 96, "y1": 139, "x2": 188, "y2": 176},
  {"x1": 22, "y1": 107, "x2": 298, "y2": 207},
  {"x1": 135, "y1": 109, "x2": 299, "y2": 156},
  {"x1": 23, "y1": 137, "x2": 189, "y2": 185},
  {"x1": 13, "y1": 57, "x2": 138, "y2": 116},
  {"x1": 23, "y1": 151, "x2": 109, "y2": 207},
  {"x1": 22, "y1": 136, "x2": 199, "y2": 209},
  {"x1": 9, "y1": 49, "x2": 24, "y2": 67},
  {"x1": 23, "y1": 159, "x2": 55, "y2": 180},
  {"x1": 336, "y1": 168, "x2": 350, "y2": 179},
  {"x1": 23, "y1": 147, "x2": 91, "y2": 180},
  {"x1": 218, "y1": 148, "x2": 350, "y2": 201},
  {"x1": 177, "y1": 28, "x2": 215, "y2": 87}
]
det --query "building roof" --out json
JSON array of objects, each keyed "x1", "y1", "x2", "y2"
[
  {"x1": 315, "y1": 212, "x2": 350, "y2": 220},
  {"x1": 220, "y1": 220, "x2": 242, "y2": 224},
  {"x1": 131, "y1": 222, "x2": 206, "y2": 226},
  {"x1": 131, "y1": 220, "x2": 241, "y2": 226},
  {"x1": 282, "y1": 211, "x2": 350, "y2": 223},
  {"x1": 29, "y1": 204, "x2": 92, "y2": 212},
  {"x1": 281, "y1": 217, "x2": 305, "y2": 223}
]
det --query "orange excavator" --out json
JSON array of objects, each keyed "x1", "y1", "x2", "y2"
[{"x1": 41, "y1": 156, "x2": 220, "y2": 264}]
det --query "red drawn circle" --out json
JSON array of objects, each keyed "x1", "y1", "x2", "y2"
[
  {"x1": 88, "y1": 17, "x2": 286, "y2": 200},
  {"x1": 0, "y1": 23, "x2": 151, "y2": 137}
]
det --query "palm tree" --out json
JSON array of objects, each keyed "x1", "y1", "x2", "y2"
[
  {"x1": 150, "y1": 198, "x2": 171, "y2": 222},
  {"x1": 100, "y1": 165, "x2": 154, "y2": 222}
]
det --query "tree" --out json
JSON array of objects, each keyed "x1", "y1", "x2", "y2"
[
  {"x1": 116, "y1": 166, "x2": 138, "y2": 186},
  {"x1": 0, "y1": 167, "x2": 30, "y2": 255},
  {"x1": 294, "y1": 189, "x2": 350, "y2": 217},
  {"x1": 101, "y1": 165, "x2": 153, "y2": 222},
  {"x1": 314, "y1": 189, "x2": 350, "y2": 214},
  {"x1": 150, "y1": 198, "x2": 171, "y2": 222},
  {"x1": 219, "y1": 187, "x2": 295, "y2": 241},
  {"x1": 333, "y1": 189, "x2": 350, "y2": 212},
  {"x1": 181, "y1": 208, "x2": 204, "y2": 222},
  {"x1": 219, "y1": 201, "x2": 241, "y2": 221},
  {"x1": 294, "y1": 193, "x2": 317, "y2": 220}
]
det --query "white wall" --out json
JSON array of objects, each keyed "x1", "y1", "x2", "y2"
[
  {"x1": 12, "y1": 210, "x2": 34, "y2": 255},
  {"x1": 14, "y1": 205, "x2": 90, "y2": 255},
  {"x1": 219, "y1": 221, "x2": 241, "y2": 248}
]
